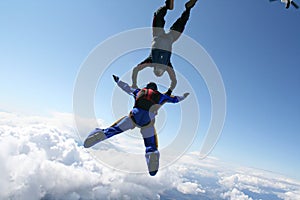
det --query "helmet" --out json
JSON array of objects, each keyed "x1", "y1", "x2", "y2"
[{"x1": 146, "y1": 82, "x2": 158, "y2": 91}]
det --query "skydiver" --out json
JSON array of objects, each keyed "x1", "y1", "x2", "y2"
[
  {"x1": 131, "y1": 0, "x2": 198, "y2": 96},
  {"x1": 282, "y1": 0, "x2": 291, "y2": 8},
  {"x1": 83, "y1": 75, "x2": 189, "y2": 176}
]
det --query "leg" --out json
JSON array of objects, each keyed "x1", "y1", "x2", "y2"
[
  {"x1": 104, "y1": 116, "x2": 135, "y2": 138},
  {"x1": 141, "y1": 123, "x2": 160, "y2": 176},
  {"x1": 152, "y1": 5, "x2": 168, "y2": 28},
  {"x1": 169, "y1": 0, "x2": 197, "y2": 42},
  {"x1": 152, "y1": 6, "x2": 168, "y2": 37},
  {"x1": 169, "y1": 9, "x2": 191, "y2": 42},
  {"x1": 286, "y1": 0, "x2": 291, "y2": 9},
  {"x1": 84, "y1": 116, "x2": 135, "y2": 148},
  {"x1": 140, "y1": 122, "x2": 158, "y2": 153}
]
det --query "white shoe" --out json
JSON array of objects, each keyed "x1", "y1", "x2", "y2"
[
  {"x1": 84, "y1": 128, "x2": 106, "y2": 148},
  {"x1": 145, "y1": 150, "x2": 160, "y2": 176}
]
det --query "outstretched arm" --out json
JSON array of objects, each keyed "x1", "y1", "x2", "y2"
[
  {"x1": 132, "y1": 63, "x2": 149, "y2": 88},
  {"x1": 165, "y1": 67, "x2": 177, "y2": 94},
  {"x1": 113, "y1": 75, "x2": 138, "y2": 96},
  {"x1": 159, "y1": 92, "x2": 189, "y2": 104}
]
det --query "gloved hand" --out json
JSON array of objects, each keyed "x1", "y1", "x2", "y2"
[
  {"x1": 164, "y1": 89, "x2": 172, "y2": 96},
  {"x1": 183, "y1": 92, "x2": 190, "y2": 98},
  {"x1": 112, "y1": 75, "x2": 119, "y2": 83}
]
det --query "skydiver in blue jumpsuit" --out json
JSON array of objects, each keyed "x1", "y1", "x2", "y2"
[{"x1": 84, "y1": 75, "x2": 189, "y2": 176}]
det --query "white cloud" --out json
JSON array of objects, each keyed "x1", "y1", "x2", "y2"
[
  {"x1": 177, "y1": 181, "x2": 205, "y2": 194},
  {"x1": 279, "y1": 190, "x2": 300, "y2": 200},
  {"x1": 221, "y1": 188, "x2": 253, "y2": 200},
  {"x1": 0, "y1": 111, "x2": 300, "y2": 200},
  {"x1": 217, "y1": 170, "x2": 300, "y2": 200}
]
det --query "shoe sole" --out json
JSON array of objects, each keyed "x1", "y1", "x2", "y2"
[
  {"x1": 185, "y1": 0, "x2": 197, "y2": 9},
  {"x1": 84, "y1": 129, "x2": 106, "y2": 148}
]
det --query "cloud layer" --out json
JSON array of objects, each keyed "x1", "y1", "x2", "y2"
[{"x1": 0, "y1": 111, "x2": 299, "y2": 200}]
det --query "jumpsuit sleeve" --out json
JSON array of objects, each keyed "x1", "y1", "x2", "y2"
[
  {"x1": 159, "y1": 93, "x2": 187, "y2": 104},
  {"x1": 117, "y1": 80, "x2": 139, "y2": 96}
]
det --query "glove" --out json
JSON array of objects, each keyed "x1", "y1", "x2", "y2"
[
  {"x1": 112, "y1": 75, "x2": 119, "y2": 83},
  {"x1": 183, "y1": 92, "x2": 190, "y2": 98},
  {"x1": 164, "y1": 89, "x2": 172, "y2": 96}
]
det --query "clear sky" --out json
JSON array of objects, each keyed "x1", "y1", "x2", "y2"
[{"x1": 1, "y1": 0, "x2": 300, "y2": 181}]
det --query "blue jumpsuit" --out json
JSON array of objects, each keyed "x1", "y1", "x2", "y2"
[
  {"x1": 84, "y1": 80, "x2": 186, "y2": 176},
  {"x1": 101, "y1": 80, "x2": 185, "y2": 153}
]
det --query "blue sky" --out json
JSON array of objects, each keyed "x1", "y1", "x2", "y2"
[{"x1": 1, "y1": 0, "x2": 300, "y2": 181}]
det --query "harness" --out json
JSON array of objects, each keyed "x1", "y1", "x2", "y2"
[{"x1": 134, "y1": 88, "x2": 160, "y2": 111}]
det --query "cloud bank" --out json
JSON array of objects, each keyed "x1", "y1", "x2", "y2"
[{"x1": 0, "y1": 111, "x2": 299, "y2": 200}]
